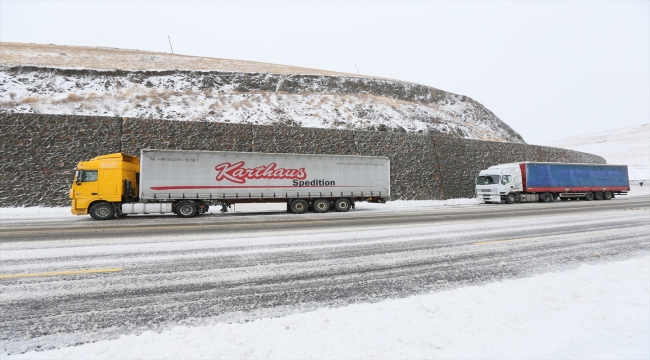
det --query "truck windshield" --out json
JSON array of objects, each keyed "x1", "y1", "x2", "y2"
[{"x1": 476, "y1": 175, "x2": 500, "y2": 185}]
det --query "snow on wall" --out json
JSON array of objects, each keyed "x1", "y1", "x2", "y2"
[{"x1": 0, "y1": 66, "x2": 525, "y2": 143}]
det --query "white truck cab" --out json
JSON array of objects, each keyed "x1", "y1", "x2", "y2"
[{"x1": 475, "y1": 163, "x2": 523, "y2": 203}]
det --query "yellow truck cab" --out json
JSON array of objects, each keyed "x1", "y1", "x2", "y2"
[{"x1": 70, "y1": 153, "x2": 139, "y2": 219}]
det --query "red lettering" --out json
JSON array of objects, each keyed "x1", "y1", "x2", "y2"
[{"x1": 215, "y1": 161, "x2": 307, "y2": 183}]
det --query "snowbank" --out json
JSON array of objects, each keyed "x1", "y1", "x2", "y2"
[
  {"x1": 543, "y1": 123, "x2": 650, "y2": 180},
  {"x1": 6, "y1": 256, "x2": 649, "y2": 360}
]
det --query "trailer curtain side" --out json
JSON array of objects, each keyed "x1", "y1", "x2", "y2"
[
  {"x1": 139, "y1": 150, "x2": 390, "y2": 200},
  {"x1": 525, "y1": 163, "x2": 629, "y2": 190}
]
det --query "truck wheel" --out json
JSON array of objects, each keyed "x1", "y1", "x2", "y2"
[
  {"x1": 542, "y1": 193, "x2": 553, "y2": 202},
  {"x1": 334, "y1": 198, "x2": 351, "y2": 212},
  {"x1": 176, "y1": 201, "x2": 198, "y2": 217},
  {"x1": 312, "y1": 199, "x2": 330, "y2": 213},
  {"x1": 506, "y1": 194, "x2": 516, "y2": 204},
  {"x1": 290, "y1": 199, "x2": 308, "y2": 214},
  {"x1": 603, "y1": 191, "x2": 613, "y2": 200},
  {"x1": 594, "y1": 191, "x2": 604, "y2": 200},
  {"x1": 89, "y1": 202, "x2": 115, "y2": 220},
  {"x1": 584, "y1": 192, "x2": 594, "y2": 201}
]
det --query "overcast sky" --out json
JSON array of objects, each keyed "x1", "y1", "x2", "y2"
[{"x1": 1, "y1": 1, "x2": 648, "y2": 144}]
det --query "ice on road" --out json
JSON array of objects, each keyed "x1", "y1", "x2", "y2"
[{"x1": 6, "y1": 256, "x2": 649, "y2": 360}]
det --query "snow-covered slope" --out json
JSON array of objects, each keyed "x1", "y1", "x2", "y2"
[
  {"x1": 0, "y1": 43, "x2": 525, "y2": 143},
  {"x1": 543, "y1": 124, "x2": 650, "y2": 180}
]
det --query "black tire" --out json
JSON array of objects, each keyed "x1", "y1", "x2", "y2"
[
  {"x1": 603, "y1": 191, "x2": 613, "y2": 200},
  {"x1": 176, "y1": 201, "x2": 198, "y2": 218},
  {"x1": 334, "y1": 198, "x2": 351, "y2": 212},
  {"x1": 541, "y1": 193, "x2": 553, "y2": 202},
  {"x1": 312, "y1": 198, "x2": 330, "y2": 213},
  {"x1": 89, "y1": 202, "x2": 115, "y2": 220},
  {"x1": 290, "y1": 199, "x2": 308, "y2": 214},
  {"x1": 584, "y1": 192, "x2": 594, "y2": 201},
  {"x1": 506, "y1": 194, "x2": 516, "y2": 204},
  {"x1": 594, "y1": 191, "x2": 604, "y2": 200}
]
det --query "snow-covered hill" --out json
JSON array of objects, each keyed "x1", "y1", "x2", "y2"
[
  {"x1": 0, "y1": 43, "x2": 525, "y2": 143},
  {"x1": 543, "y1": 123, "x2": 650, "y2": 180}
]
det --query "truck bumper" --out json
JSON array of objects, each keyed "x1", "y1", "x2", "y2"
[
  {"x1": 481, "y1": 194, "x2": 502, "y2": 202},
  {"x1": 70, "y1": 201, "x2": 88, "y2": 216}
]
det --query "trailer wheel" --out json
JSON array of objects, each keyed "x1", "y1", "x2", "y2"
[
  {"x1": 584, "y1": 192, "x2": 594, "y2": 201},
  {"x1": 89, "y1": 202, "x2": 115, "y2": 220},
  {"x1": 541, "y1": 193, "x2": 553, "y2": 202},
  {"x1": 312, "y1": 198, "x2": 330, "y2": 213},
  {"x1": 290, "y1": 199, "x2": 308, "y2": 214},
  {"x1": 334, "y1": 198, "x2": 351, "y2": 212},
  {"x1": 176, "y1": 201, "x2": 198, "y2": 217},
  {"x1": 506, "y1": 194, "x2": 516, "y2": 204},
  {"x1": 603, "y1": 191, "x2": 613, "y2": 200},
  {"x1": 594, "y1": 191, "x2": 604, "y2": 200}
]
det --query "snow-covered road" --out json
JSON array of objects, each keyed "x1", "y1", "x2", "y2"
[
  {"x1": 1, "y1": 195, "x2": 648, "y2": 356},
  {"x1": 6, "y1": 256, "x2": 648, "y2": 360}
]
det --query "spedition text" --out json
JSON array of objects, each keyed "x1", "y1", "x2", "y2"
[{"x1": 293, "y1": 179, "x2": 336, "y2": 187}]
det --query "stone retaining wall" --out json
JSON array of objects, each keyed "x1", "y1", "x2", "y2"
[{"x1": 0, "y1": 114, "x2": 605, "y2": 207}]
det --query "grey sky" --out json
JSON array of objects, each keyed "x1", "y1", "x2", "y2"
[{"x1": 1, "y1": 1, "x2": 648, "y2": 144}]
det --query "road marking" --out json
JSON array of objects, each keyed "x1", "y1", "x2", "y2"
[
  {"x1": 474, "y1": 228, "x2": 619, "y2": 245},
  {"x1": 0, "y1": 267, "x2": 123, "y2": 279}
]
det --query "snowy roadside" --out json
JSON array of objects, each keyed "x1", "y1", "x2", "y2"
[
  {"x1": 5, "y1": 256, "x2": 648, "y2": 360},
  {"x1": 1, "y1": 184, "x2": 648, "y2": 221},
  {"x1": 0, "y1": 198, "x2": 482, "y2": 221}
]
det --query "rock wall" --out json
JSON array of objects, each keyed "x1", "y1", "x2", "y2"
[{"x1": 0, "y1": 113, "x2": 605, "y2": 207}]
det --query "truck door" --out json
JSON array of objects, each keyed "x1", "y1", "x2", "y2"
[
  {"x1": 73, "y1": 169, "x2": 99, "y2": 210},
  {"x1": 499, "y1": 174, "x2": 513, "y2": 195}
]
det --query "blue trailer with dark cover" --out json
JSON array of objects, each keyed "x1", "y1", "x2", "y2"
[{"x1": 475, "y1": 162, "x2": 629, "y2": 204}]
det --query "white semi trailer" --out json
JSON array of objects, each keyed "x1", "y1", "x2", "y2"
[{"x1": 70, "y1": 149, "x2": 390, "y2": 220}]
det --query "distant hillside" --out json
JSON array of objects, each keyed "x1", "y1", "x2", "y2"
[
  {"x1": 543, "y1": 124, "x2": 650, "y2": 180},
  {"x1": 0, "y1": 42, "x2": 355, "y2": 76},
  {"x1": 0, "y1": 42, "x2": 526, "y2": 143}
]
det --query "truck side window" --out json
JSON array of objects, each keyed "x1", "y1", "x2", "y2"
[
  {"x1": 502, "y1": 175, "x2": 512, "y2": 184},
  {"x1": 80, "y1": 170, "x2": 98, "y2": 182}
]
